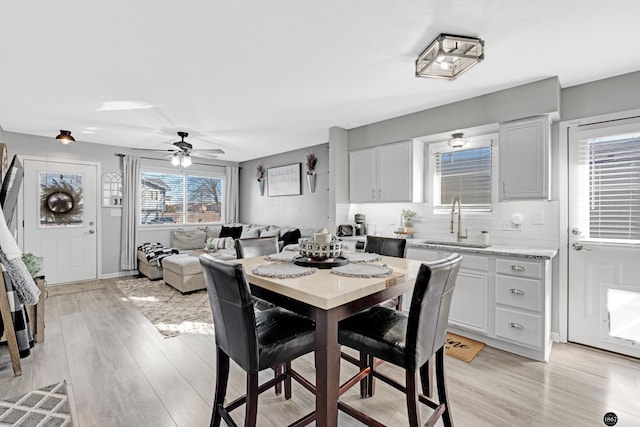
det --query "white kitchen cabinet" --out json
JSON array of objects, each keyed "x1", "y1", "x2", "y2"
[
  {"x1": 406, "y1": 246, "x2": 553, "y2": 361},
  {"x1": 349, "y1": 141, "x2": 423, "y2": 203},
  {"x1": 499, "y1": 116, "x2": 551, "y2": 200}
]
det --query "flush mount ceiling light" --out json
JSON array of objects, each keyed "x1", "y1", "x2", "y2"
[
  {"x1": 55, "y1": 130, "x2": 75, "y2": 145},
  {"x1": 448, "y1": 132, "x2": 468, "y2": 149},
  {"x1": 415, "y1": 34, "x2": 484, "y2": 80}
]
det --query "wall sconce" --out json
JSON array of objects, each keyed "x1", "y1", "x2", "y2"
[
  {"x1": 415, "y1": 34, "x2": 484, "y2": 80},
  {"x1": 55, "y1": 130, "x2": 76, "y2": 145},
  {"x1": 448, "y1": 132, "x2": 468, "y2": 149}
]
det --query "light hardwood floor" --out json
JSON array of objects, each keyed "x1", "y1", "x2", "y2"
[{"x1": 1, "y1": 277, "x2": 639, "y2": 427}]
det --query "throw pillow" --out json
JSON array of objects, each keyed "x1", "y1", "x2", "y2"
[
  {"x1": 281, "y1": 228, "x2": 301, "y2": 246},
  {"x1": 260, "y1": 229, "x2": 279, "y2": 238},
  {"x1": 205, "y1": 225, "x2": 222, "y2": 240},
  {"x1": 220, "y1": 225, "x2": 243, "y2": 239},
  {"x1": 240, "y1": 226, "x2": 263, "y2": 238},
  {"x1": 205, "y1": 237, "x2": 235, "y2": 250},
  {"x1": 171, "y1": 228, "x2": 207, "y2": 250}
]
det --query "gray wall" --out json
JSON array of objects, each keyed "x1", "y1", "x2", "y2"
[{"x1": 239, "y1": 143, "x2": 330, "y2": 230}]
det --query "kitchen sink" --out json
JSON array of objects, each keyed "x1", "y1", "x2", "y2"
[{"x1": 416, "y1": 240, "x2": 491, "y2": 249}]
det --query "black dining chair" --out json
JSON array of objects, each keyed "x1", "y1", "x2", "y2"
[
  {"x1": 338, "y1": 253, "x2": 462, "y2": 427},
  {"x1": 234, "y1": 236, "x2": 279, "y2": 259},
  {"x1": 364, "y1": 236, "x2": 407, "y2": 310},
  {"x1": 199, "y1": 255, "x2": 316, "y2": 427}
]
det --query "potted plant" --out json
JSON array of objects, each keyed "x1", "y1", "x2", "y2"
[
  {"x1": 306, "y1": 153, "x2": 318, "y2": 192},
  {"x1": 256, "y1": 163, "x2": 266, "y2": 195},
  {"x1": 401, "y1": 209, "x2": 417, "y2": 232},
  {"x1": 21, "y1": 252, "x2": 43, "y2": 277}
]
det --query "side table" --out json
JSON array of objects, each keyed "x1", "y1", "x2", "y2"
[{"x1": 26, "y1": 276, "x2": 46, "y2": 343}]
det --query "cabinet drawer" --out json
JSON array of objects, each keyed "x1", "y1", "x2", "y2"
[
  {"x1": 495, "y1": 308, "x2": 542, "y2": 348},
  {"x1": 496, "y1": 275, "x2": 542, "y2": 312},
  {"x1": 496, "y1": 258, "x2": 541, "y2": 279},
  {"x1": 460, "y1": 254, "x2": 489, "y2": 271}
]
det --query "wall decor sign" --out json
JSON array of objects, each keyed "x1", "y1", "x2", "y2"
[{"x1": 267, "y1": 163, "x2": 301, "y2": 196}]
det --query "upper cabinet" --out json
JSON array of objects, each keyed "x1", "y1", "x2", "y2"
[
  {"x1": 499, "y1": 116, "x2": 551, "y2": 200},
  {"x1": 349, "y1": 141, "x2": 424, "y2": 203}
]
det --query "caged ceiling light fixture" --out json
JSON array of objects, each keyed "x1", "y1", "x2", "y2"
[
  {"x1": 448, "y1": 132, "x2": 468, "y2": 149},
  {"x1": 55, "y1": 130, "x2": 76, "y2": 145},
  {"x1": 415, "y1": 34, "x2": 484, "y2": 80}
]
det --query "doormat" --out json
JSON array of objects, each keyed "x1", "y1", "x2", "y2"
[
  {"x1": 0, "y1": 380, "x2": 73, "y2": 426},
  {"x1": 445, "y1": 333, "x2": 485, "y2": 363},
  {"x1": 47, "y1": 280, "x2": 105, "y2": 297},
  {"x1": 115, "y1": 277, "x2": 213, "y2": 338}
]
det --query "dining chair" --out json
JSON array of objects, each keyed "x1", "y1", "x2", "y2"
[
  {"x1": 338, "y1": 253, "x2": 462, "y2": 427},
  {"x1": 234, "y1": 236, "x2": 279, "y2": 259},
  {"x1": 364, "y1": 236, "x2": 407, "y2": 310},
  {"x1": 199, "y1": 255, "x2": 316, "y2": 427}
]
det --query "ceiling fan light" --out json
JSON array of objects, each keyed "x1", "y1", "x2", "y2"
[
  {"x1": 171, "y1": 152, "x2": 181, "y2": 166},
  {"x1": 180, "y1": 154, "x2": 192, "y2": 168},
  {"x1": 55, "y1": 130, "x2": 75, "y2": 145}
]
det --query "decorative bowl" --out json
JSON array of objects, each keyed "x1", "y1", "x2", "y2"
[{"x1": 299, "y1": 238, "x2": 343, "y2": 260}]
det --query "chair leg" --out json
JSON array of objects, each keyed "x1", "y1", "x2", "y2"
[
  {"x1": 211, "y1": 348, "x2": 230, "y2": 427},
  {"x1": 358, "y1": 351, "x2": 369, "y2": 398},
  {"x1": 284, "y1": 361, "x2": 292, "y2": 400},
  {"x1": 405, "y1": 369, "x2": 420, "y2": 427},
  {"x1": 274, "y1": 365, "x2": 282, "y2": 395},
  {"x1": 245, "y1": 373, "x2": 259, "y2": 427},
  {"x1": 395, "y1": 294, "x2": 403, "y2": 311},
  {"x1": 435, "y1": 346, "x2": 453, "y2": 427},
  {"x1": 367, "y1": 356, "x2": 376, "y2": 397},
  {"x1": 419, "y1": 356, "x2": 433, "y2": 397}
]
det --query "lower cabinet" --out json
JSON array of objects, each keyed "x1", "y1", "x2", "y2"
[{"x1": 406, "y1": 246, "x2": 552, "y2": 362}]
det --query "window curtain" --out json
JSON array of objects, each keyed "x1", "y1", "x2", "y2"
[
  {"x1": 225, "y1": 166, "x2": 239, "y2": 224},
  {"x1": 120, "y1": 155, "x2": 140, "y2": 270}
]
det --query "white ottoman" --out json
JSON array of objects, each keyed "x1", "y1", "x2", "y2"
[{"x1": 162, "y1": 255, "x2": 206, "y2": 293}]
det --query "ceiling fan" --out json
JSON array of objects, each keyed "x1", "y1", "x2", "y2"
[{"x1": 133, "y1": 131, "x2": 225, "y2": 167}]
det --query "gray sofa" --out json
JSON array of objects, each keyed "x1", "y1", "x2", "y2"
[{"x1": 137, "y1": 223, "x2": 321, "y2": 293}]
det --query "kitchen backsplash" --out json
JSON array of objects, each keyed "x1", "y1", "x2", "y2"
[{"x1": 344, "y1": 200, "x2": 560, "y2": 249}]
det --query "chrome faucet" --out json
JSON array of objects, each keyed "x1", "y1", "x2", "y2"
[{"x1": 450, "y1": 196, "x2": 468, "y2": 242}]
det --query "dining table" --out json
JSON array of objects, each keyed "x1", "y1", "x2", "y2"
[{"x1": 235, "y1": 254, "x2": 425, "y2": 427}]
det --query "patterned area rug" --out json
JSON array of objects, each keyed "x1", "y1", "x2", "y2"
[
  {"x1": 47, "y1": 280, "x2": 105, "y2": 297},
  {"x1": 115, "y1": 277, "x2": 213, "y2": 338},
  {"x1": 0, "y1": 380, "x2": 73, "y2": 426}
]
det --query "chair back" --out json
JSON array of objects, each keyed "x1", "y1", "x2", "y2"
[
  {"x1": 235, "y1": 236, "x2": 279, "y2": 259},
  {"x1": 364, "y1": 236, "x2": 407, "y2": 258},
  {"x1": 405, "y1": 253, "x2": 462, "y2": 370},
  {"x1": 199, "y1": 255, "x2": 259, "y2": 372}
]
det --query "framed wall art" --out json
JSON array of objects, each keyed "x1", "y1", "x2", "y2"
[{"x1": 267, "y1": 163, "x2": 301, "y2": 196}]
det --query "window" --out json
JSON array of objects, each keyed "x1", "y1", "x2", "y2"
[
  {"x1": 430, "y1": 135, "x2": 495, "y2": 212},
  {"x1": 587, "y1": 134, "x2": 640, "y2": 241},
  {"x1": 140, "y1": 171, "x2": 224, "y2": 225}
]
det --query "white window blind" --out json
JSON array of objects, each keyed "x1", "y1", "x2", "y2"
[
  {"x1": 588, "y1": 135, "x2": 640, "y2": 240},
  {"x1": 435, "y1": 146, "x2": 492, "y2": 210},
  {"x1": 140, "y1": 171, "x2": 224, "y2": 225}
]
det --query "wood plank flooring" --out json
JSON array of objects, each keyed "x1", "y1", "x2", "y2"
[{"x1": 1, "y1": 276, "x2": 639, "y2": 426}]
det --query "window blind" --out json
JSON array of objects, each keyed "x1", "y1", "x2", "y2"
[
  {"x1": 435, "y1": 146, "x2": 492, "y2": 209},
  {"x1": 588, "y1": 136, "x2": 640, "y2": 240}
]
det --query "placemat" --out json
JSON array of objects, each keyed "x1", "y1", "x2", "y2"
[
  {"x1": 252, "y1": 263, "x2": 317, "y2": 279},
  {"x1": 264, "y1": 251, "x2": 298, "y2": 262},
  {"x1": 331, "y1": 263, "x2": 393, "y2": 278},
  {"x1": 344, "y1": 252, "x2": 383, "y2": 263}
]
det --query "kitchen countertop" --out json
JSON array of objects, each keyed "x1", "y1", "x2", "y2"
[{"x1": 407, "y1": 239, "x2": 558, "y2": 260}]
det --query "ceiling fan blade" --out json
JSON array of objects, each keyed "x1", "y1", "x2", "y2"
[
  {"x1": 193, "y1": 148, "x2": 225, "y2": 154},
  {"x1": 132, "y1": 148, "x2": 177, "y2": 153},
  {"x1": 191, "y1": 152, "x2": 218, "y2": 159}
]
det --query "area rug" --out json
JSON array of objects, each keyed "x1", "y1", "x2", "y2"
[
  {"x1": 115, "y1": 277, "x2": 213, "y2": 338},
  {"x1": 47, "y1": 280, "x2": 105, "y2": 297},
  {"x1": 0, "y1": 380, "x2": 73, "y2": 426},
  {"x1": 445, "y1": 333, "x2": 485, "y2": 363}
]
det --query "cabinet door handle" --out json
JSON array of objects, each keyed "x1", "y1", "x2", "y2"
[
  {"x1": 509, "y1": 288, "x2": 525, "y2": 296},
  {"x1": 510, "y1": 265, "x2": 525, "y2": 272},
  {"x1": 509, "y1": 322, "x2": 524, "y2": 330}
]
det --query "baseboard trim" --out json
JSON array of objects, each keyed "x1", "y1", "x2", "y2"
[{"x1": 100, "y1": 270, "x2": 138, "y2": 279}]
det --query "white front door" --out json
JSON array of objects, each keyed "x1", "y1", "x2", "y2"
[
  {"x1": 23, "y1": 159, "x2": 98, "y2": 285},
  {"x1": 568, "y1": 118, "x2": 640, "y2": 358}
]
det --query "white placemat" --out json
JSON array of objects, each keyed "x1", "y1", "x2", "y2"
[
  {"x1": 252, "y1": 263, "x2": 317, "y2": 279},
  {"x1": 331, "y1": 263, "x2": 393, "y2": 278},
  {"x1": 344, "y1": 252, "x2": 383, "y2": 263},
  {"x1": 264, "y1": 251, "x2": 297, "y2": 262}
]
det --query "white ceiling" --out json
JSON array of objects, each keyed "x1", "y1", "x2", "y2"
[{"x1": 2, "y1": 1, "x2": 640, "y2": 162}]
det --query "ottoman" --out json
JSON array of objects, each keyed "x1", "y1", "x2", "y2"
[{"x1": 162, "y1": 255, "x2": 206, "y2": 293}]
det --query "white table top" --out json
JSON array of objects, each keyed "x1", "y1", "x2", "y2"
[{"x1": 235, "y1": 255, "x2": 424, "y2": 310}]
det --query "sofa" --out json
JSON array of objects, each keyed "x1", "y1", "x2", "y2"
[{"x1": 137, "y1": 223, "x2": 321, "y2": 293}]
